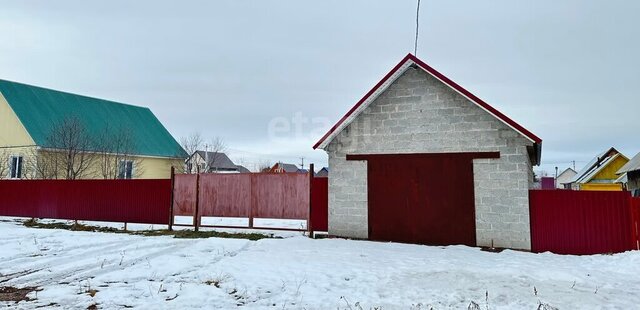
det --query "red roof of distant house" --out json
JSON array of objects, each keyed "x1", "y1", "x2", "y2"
[{"x1": 313, "y1": 53, "x2": 542, "y2": 150}]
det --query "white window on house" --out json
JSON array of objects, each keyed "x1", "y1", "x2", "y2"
[
  {"x1": 9, "y1": 156, "x2": 23, "y2": 179},
  {"x1": 118, "y1": 160, "x2": 134, "y2": 179}
]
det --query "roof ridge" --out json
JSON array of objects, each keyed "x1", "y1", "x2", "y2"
[
  {"x1": 312, "y1": 53, "x2": 542, "y2": 164},
  {"x1": 0, "y1": 79, "x2": 150, "y2": 110},
  {"x1": 0, "y1": 79, "x2": 186, "y2": 159}
]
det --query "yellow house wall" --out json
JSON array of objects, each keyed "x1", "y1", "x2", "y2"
[
  {"x1": 137, "y1": 157, "x2": 183, "y2": 179},
  {"x1": 0, "y1": 92, "x2": 35, "y2": 148},
  {"x1": 591, "y1": 155, "x2": 629, "y2": 181},
  {"x1": 95, "y1": 155, "x2": 182, "y2": 179},
  {"x1": 77, "y1": 155, "x2": 182, "y2": 179},
  {"x1": 0, "y1": 93, "x2": 37, "y2": 179},
  {"x1": 0, "y1": 147, "x2": 38, "y2": 179},
  {"x1": 34, "y1": 150, "x2": 183, "y2": 180},
  {"x1": 580, "y1": 183, "x2": 623, "y2": 191}
]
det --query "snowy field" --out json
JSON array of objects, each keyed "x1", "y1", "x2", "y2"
[{"x1": 1, "y1": 219, "x2": 640, "y2": 309}]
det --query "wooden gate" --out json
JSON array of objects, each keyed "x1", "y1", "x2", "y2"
[
  {"x1": 348, "y1": 152, "x2": 498, "y2": 246},
  {"x1": 172, "y1": 172, "x2": 310, "y2": 231}
]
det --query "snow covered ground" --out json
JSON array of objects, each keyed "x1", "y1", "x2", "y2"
[{"x1": 1, "y1": 218, "x2": 640, "y2": 309}]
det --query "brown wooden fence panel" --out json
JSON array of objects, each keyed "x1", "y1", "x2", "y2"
[
  {"x1": 252, "y1": 173, "x2": 309, "y2": 219},
  {"x1": 529, "y1": 190, "x2": 636, "y2": 255},
  {"x1": 198, "y1": 174, "x2": 251, "y2": 217},
  {"x1": 173, "y1": 174, "x2": 197, "y2": 216},
  {"x1": 173, "y1": 173, "x2": 310, "y2": 224}
]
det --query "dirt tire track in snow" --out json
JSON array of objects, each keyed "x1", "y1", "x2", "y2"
[
  {"x1": 66, "y1": 240, "x2": 196, "y2": 283},
  {"x1": 0, "y1": 270, "x2": 42, "y2": 284},
  {"x1": 193, "y1": 241, "x2": 262, "y2": 305},
  {"x1": 0, "y1": 239, "x2": 130, "y2": 268},
  {"x1": 197, "y1": 240, "x2": 254, "y2": 270},
  {"x1": 0, "y1": 239, "x2": 151, "y2": 279}
]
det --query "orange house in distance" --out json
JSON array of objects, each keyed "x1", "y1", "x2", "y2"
[{"x1": 269, "y1": 163, "x2": 306, "y2": 173}]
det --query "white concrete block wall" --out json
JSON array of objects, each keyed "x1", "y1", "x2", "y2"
[{"x1": 324, "y1": 67, "x2": 535, "y2": 249}]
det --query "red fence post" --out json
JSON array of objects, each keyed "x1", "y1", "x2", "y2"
[
  {"x1": 637, "y1": 198, "x2": 640, "y2": 250},
  {"x1": 193, "y1": 173, "x2": 201, "y2": 232},
  {"x1": 308, "y1": 163, "x2": 314, "y2": 238},
  {"x1": 169, "y1": 166, "x2": 175, "y2": 231},
  {"x1": 631, "y1": 197, "x2": 640, "y2": 250},
  {"x1": 249, "y1": 174, "x2": 255, "y2": 229}
]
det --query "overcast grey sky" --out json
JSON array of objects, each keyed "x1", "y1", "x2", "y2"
[{"x1": 1, "y1": 1, "x2": 638, "y2": 173}]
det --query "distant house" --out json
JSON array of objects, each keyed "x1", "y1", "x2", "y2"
[
  {"x1": 269, "y1": 162, "x2": 306, "y2": 173},
  {"x1": 315, "y1": 167, "x2": 329, "y2": 178},
  {"x1": 556, "y1": 167, "x2": 577, "y2": 189},
  {"x1": 567, "y1": 147, "x2": 629, "y2": 191},
  {"x1": 236, "y1": 165, "x2": 251, "y2": 173},
  {"x1": 617, "y1": 152, "x2": 640, "y2": 196},
  {"x1": 185, "y1": 151, "x2": 239, "y2": 173},
  {"x1": 0, "y1": 79, "x2": 186, "y2": 180}
]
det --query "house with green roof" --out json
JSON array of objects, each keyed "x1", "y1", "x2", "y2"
[{"x1": 0, "y1": 79, "x2": 187, "y2": 180}]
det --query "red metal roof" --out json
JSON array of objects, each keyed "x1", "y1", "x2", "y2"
[{"x1": 313, "y1": 53, "x2": 542, "y2": 150}]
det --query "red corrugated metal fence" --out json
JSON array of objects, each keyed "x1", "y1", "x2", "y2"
[
  {"x1": 631, "y1": 197, "x2": 640, "y2": 251},
  {"x1": 529, "y1": 190, "x2": 637, "y2": 255},
  {"x1": 0, "y1": 179, "x2": 171, "y2": 225},
  {"x1": 173, "y1": 174, "x2": 197, "y2": 216},
  {"x1": 250, "y1": 173, "x2": 309, "y2": 219},
  {"x1": 198, "y1": 174, "x2": 251, "y2": 218},
  {"x1": 310, "y1": 177, "x2": 328, "y2": 232}
]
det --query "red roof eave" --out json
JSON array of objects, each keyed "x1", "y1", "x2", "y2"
[{"x1": 312, "y1": 54, "x2": 414, "y2": 150}]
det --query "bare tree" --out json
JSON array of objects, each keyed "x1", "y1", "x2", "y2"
[
  {"x1": 96, "y1": 125, "x2": 144, "y2": 179},
  {"x1": 180, "y1": 134, "x2": 228, "y2": 174},
  {"x1": 29, "y1": 148, "x2": 62, "y2": 179},
  {"x1": 181, "y1": 132, "x2": 203, "y2": 173},
  {"x1": 180, "y1": 132, "x2": 203, "y2": 159},
  {"x1": 0, "y1": 149, "x2": 9, "y2": 179},
  {"x1": 40, "y1": 116, "x2": 96, "y2": 180},
  {"x1": 202, "y1": 136, "x2": 227, "y2": 173},
  {"x1": 258, "y1": 161, "x2": 273, "y2": 173}
]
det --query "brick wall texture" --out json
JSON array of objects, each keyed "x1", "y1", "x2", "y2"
[{"x1": 324, "y1": 66, "x2": 535, "y2": 250}]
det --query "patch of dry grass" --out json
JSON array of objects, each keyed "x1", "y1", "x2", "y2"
[
  {"x1": 0, "y1": 286, "x2": 38, "y2": 303},
  {"x1": 22, "y1": 219, "x2": 277, "y2": 241}
]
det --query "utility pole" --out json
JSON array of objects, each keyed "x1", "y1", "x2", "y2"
[
  {"x1": 414, "y1": 0, "x2": 421, "y2": 55},
  {"x1": 300, "y1": 157, "x2": 305, "y2": 170},
  {"x1": 204, "y1": 143, "x2": 209, "y2": 173},
  {"x1": 572, "y1": 160, "x2": 576, "y2": 170}
]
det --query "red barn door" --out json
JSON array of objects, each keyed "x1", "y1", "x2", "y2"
[{"x1": 348, "y1": 153, "x2": 498, "y2": 246}]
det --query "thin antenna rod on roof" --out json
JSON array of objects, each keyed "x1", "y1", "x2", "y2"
[{"x1": 414, "y1": 0, "x2": 421, "y2": 56}]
